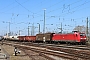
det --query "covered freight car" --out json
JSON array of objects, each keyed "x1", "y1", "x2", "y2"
[
  {"x1": 36, "y1": 34, "x2": 44, "y2": 42},
  {"x1": 44, "y1": 33, "x2": 54, "y2": 42},
  {"x1": 36, "y1": 33, "x2": 54, "y2": 42}
]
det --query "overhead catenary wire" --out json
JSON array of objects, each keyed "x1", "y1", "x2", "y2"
[
  {"x1": 15, "y1": 0, "x2": 33, "y2": 14},
  {"x1": 1, "y1": 0, "x2": 86, "y2": 22},
  {"x1": 1, "y1": 0, "x2": 89, "y2": 19},
  {"x1": 0, "y1": 1, "x2": 16, "y2": 11},
  {"x1": 1, "y1": 0, "x2": 66, "y2": 21},
  {"x1": 46, "y1": 0, "x2": 82, "y2": 14},
  {"x1": 61, "y1": 0, "x2": 90, "y2": 17},
  {"x1": 1, "y1": 0, "x2": 90, "y2": 35},
  {"x1": 45, "y1": 0, "x2": 90, "y2": 23}
]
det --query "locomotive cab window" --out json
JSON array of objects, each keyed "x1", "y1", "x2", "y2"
[{"x1": 80, "y1": 34, "x2": 85, "y2": 36}]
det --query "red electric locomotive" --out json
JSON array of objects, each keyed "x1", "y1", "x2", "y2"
[{"x1": 52, "y1": 31, "x2": 87, "y2": 44}]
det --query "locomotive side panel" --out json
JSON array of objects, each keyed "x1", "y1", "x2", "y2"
[
  {"x1": 65, "y1": 34, "x2": 78, "y2": 42},
  {"x1": 52, "y1": 33, "x2": 79, "y2": 42}
]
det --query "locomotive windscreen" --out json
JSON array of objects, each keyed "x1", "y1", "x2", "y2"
[{"x1": 80, "y1": 33, "x2": 86, "y2": 36}]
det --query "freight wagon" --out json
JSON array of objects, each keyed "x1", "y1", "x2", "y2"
[
  {"x1": 36, "y1": 34, "x2": 44, "y2": 42},
  {"x1": 18, "y1": 36, "x2": 36, "y2": 42},
  {"x1": 0, "y1": 36, "x2": 4, "y2": 40},
  {"x1": 3, "y1": 36, "x2": 19, "y2": 41},
  {"x1": 36, "y1": 33, "x2": 54, "y2": 42}
]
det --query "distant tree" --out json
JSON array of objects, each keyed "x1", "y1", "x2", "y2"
[
  {"x1": 73, "y1": 25, "x2": 90, "y2": 36},
  {"x1": 73, "y1": 25, "x2": 86, "y2": 33}
]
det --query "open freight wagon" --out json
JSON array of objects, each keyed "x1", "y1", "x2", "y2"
[{"x1": 18, "y1": 36, "x2": 36, "y2": 42}]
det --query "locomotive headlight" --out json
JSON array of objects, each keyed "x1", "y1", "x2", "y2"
[
  {"x1": 81, "y1": 38, "x2": 86, "y2": 39},
  {"x1": 81, "y1": 38, "x2": 82, "y2": 39},
  {"x1": 84, "y1": 38, "x2": 86, "y2": 39}
]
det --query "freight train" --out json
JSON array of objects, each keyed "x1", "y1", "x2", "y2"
[{"x1": 3, "y1": 31, "x2": 87, "y2": 44}]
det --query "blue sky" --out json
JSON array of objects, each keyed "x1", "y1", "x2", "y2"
[{"x1": 0, "y1": 0, "x2": 90, "y2": 36}]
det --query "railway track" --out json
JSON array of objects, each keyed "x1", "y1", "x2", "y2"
[
  {"x1": 19, "y1": 48, "x2": 54, "y2": 60},
  {"x1": 24, "y1": 43, "x2": 90, "y2": 60},
  {"x1": 1, "y1": 41, "x2": 90, "y2": 60},
  {"x1": 22, "y1": 42, "x2": 90, "y2": 51}
]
